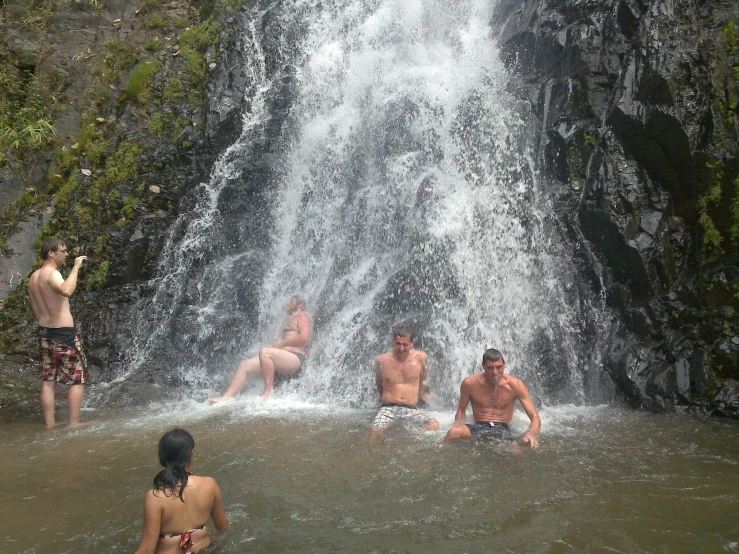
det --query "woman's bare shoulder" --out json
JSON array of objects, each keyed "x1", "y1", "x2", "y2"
[{"x1": 191, "y1": 475, "x2": 221, "y2": 491}]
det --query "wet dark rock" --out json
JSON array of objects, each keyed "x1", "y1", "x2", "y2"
[{"x1": 499, "y1": 0, "x2": 739, "y2": 416}]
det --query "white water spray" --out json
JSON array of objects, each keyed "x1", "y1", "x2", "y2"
[{"x1": 120, "y1": 0, "x2": 610, "y2": 409}]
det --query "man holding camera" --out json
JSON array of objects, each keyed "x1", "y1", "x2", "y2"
[{"x1": 28, "y1": 238, "x2": 88, "y2": 429}]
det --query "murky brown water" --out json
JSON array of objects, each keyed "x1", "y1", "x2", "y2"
[{"x1": 1, "y1": 401, "x2": 738, "y2": 553}]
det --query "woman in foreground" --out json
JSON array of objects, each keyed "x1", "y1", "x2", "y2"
[{"x1": 135, "y1": 429, "x2": 229, "y2": 554}]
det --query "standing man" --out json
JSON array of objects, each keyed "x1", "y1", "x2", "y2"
[
  {"x1": 28, "y1": 238, "x2": 88, "y2": 429},
  {"x1": 443, "y1": 348, "x2": 541, "y2": 446},
  {"x1": 371, "y1": 327, "x2": 439, "y2": 436},
  {"x1": 209, "y1": 295, "x2": 311, "y2": 402}
]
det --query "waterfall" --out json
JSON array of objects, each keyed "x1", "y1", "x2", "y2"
[{"x1": 119, "y1": 0, "x2": 612, "y2": 409}]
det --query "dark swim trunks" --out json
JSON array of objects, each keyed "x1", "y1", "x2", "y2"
[
  {"x1": 291, "y1": 352, "x2": 306, "y2": 368},
  {"x1": 37, "y1": 326, "x2": 87, "y2": 385},
  {"x1": 274, "y1": 351, "x2": 306, "y2": 387},
  {"x1": 466, "y1": 421, "x2": 512, "y2": 441}
]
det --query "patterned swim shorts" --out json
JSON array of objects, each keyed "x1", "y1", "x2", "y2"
[
  {"x1": 38, "y1": 327, "x2": 87, "y2": 385},
  {"x1": 372, "y1": 403, "x2": 433, "y2": 429}
]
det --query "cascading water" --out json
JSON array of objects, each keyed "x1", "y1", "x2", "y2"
[{"x1": 119, "y1": 0, "x2": 613, "y2": 409}]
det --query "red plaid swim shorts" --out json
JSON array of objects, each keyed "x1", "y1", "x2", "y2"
[{"x1": 38, "y1": 329, "x2": 87, "y2": 385}]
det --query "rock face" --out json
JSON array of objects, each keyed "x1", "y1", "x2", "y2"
[
  {"x1": 0, "y1": 0, "x2": 243, "y2": 411},
  {"x1": 2, "y1": 0, "x2": 739, "y2": 418},
  {"x1": 495, "y1": 0, "x2": 739, "y2": 415}
]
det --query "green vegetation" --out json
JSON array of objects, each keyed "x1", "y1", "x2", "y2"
[
  {"x1": 568, "y1": 145, "x2": 583, "y2": 185},
  {"x1": 699, "y1": 209, "x2": 724, "y2": 252},
  {"x1": 0, "y1": 66, "x2": 58, "y2": 169},
  {"x1": 145, "y1": 38, "x2": 164, "y2": 52},
  {"x1": 696, "y1": 158, "x2": 739, "y2": 254},
  {"x1": 163, "y1": 77, "x2": 186, "y2": 103},
  {"x1": 732, "y1": 175, "x2": 739, "y2": 242},
  {"x1": 0, "y1": 64, "x2": 60, "y2": 249},
  {"x1": 567, "y1": 130, "x2": 598, "y2": 186},
  {"x1": 122, "y1": 61, "x2": 161, "y2": 105},
  {"x1": 148, "y1": 112, "x2": 173, "y2": 134},
  {"x1": 146, "y1": 14, "x2": 167, "y2": 29},
  {"x1": 98, "y1": 141, "x2": 145, "y2": 192},
  {"x1": 87, "y1": 260, "x2": 110, "y2": 290},
  {"x1": 725, "y1": 22, "x2": 738, "y2": 55},
  {"x1": 177, "y1": 20, "x2": 223, "y2": 94},
  {"x1": 173, "y1": 117, "x2": 190, "y2": 139},
  {"x1": 0, "y1": 0, "x2": 230, "y2": 283},
  {"x1": 120, "y1": 195, "x2": 139, "y2": 220},
  {"x1": 698, "y1": 163, "x2": 724, "y2": 252},
  {"x1": 22, "y1": 0, "x2": 60, "y2": 29},
  {"x1": 93, "y1": 39, "x2": 137, "y2": 90}
]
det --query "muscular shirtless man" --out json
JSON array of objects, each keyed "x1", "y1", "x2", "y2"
[
  {"x1": 28, "y1": 238, "x2": 88, "y2": 429},
  {"x1": 443, "y1": 348, "x2": 541, "y2": 446},
  {"x1": 208, "y1": 295, "x2": 311, "y2": 402},
  {"x1": 371, "y1": 328, "x2": 439, "y2": 435}
]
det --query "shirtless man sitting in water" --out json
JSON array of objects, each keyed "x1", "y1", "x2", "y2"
[
  {"x1": 208, "y1": 296, "x2": 311, "y2": 402},
  {"x1": 371, "y1": 327, "x2": 439, "y2": 437},
  {"x1": 443, "y1": 348, "x2": 540, "y2": 446}
]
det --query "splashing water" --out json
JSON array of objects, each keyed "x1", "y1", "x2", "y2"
[{"x1": 118, "y1": 0, "x2": 611, "y2": 410}]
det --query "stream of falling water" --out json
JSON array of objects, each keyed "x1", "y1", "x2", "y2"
[{"x1": 105, "y1": 0, "x2": 611, "y2": 410}]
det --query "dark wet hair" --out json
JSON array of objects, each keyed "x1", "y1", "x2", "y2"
[
  {"x1": 393, "y1": 327, "x2": 415, "y2": 341},
  {"x1": 290, "y1": 295, "x2": 306, "y2": 308},
  {"x1": 152, "y1": 428, "x2": 194, "y2": 502},
  {"x1": 40, "y1": 238, "x2": 66, "y2": 259},
  {"x1": 482, "y1": 348, "x2": 504, "y2": 364}
]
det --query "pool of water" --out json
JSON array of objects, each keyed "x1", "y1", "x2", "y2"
[{"x1": 2, "y1": 399, "x2": 738, "y2": 553}]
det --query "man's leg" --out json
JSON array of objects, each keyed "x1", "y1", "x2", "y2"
[
  {"x1": 442, "y1": 423, "x2": 471, "y2": 444},
  {"x1": 368, "y1": 406, "x2": 393, "y2": 443},
  {"x1": 67, "y1": 384, "x2": 84, "y2": 426},
  {"x1": 208, "y1": 356, "x2": 261, "y2": 404},
  {"x1": 257, "y1": 348, "x2": 301, "y2": 399},
  {"x1": 368, "y1": 427, "x2": 386, "y2": 444},
  {"x1": 41, "y1": 380, "x2": 57, "y2": 429}
]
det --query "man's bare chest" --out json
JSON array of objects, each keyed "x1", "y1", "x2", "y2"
[
  {"x1": 472, "y1": 386, "x2": 513, "y2": 410},
  {"x1": 383, "y1": 361, "x2": 422, "y2": 383}
]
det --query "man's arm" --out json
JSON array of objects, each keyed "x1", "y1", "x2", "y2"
[
  {"x1": 454, "y1": 379, "x2": 472, "y2": 423},
  {"x1": 515, "y1": 380, "x2": 541, "y2": 447},
  {"x1": 274, "y1": 313, "x2": 311, "y2": 348},
  {"x1": 375, "y1": 358, "x2": 383, "y2": 397},
  {"x1": 418, "y1": 352, "x2": 429, "y2": 405},
  {"x1": 47, "y1": 257, "x2": 86, "y2": 297}
]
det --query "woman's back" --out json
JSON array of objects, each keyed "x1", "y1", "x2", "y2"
[
  {"x1": 151, "y1": 476, "x2": 219, "y2": 553},
  {"x1": 136, "y1": 430, "x2": 228, "y2": 554}
]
